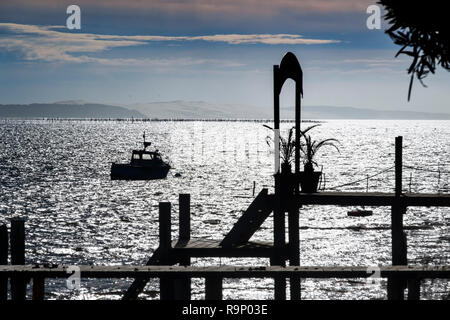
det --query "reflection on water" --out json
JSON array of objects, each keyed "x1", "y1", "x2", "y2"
[{"x1": 0, "y1": 119, "x2": 449, "y2": 299}]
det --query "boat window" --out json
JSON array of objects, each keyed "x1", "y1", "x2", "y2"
[
  {"x1": 133, "y1": 154, "x2": 140, "y2": 160},
  {"x1": 142, "y1": 154, "x2": 152, "y2": 160}
]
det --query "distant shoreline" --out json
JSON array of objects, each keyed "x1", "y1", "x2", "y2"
[
  {"x1": 2, "y1": 102, "x2": 450, "y2": 120},
  {"x1": 0, "y1": 117, "x2": 323, "y2": 123},
  {"x1": 2, "y1": 118, "x2": 450, "y2": 123}
]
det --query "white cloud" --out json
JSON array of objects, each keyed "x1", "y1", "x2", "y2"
[{"x1": 0, "y1": 23, "x2": 339, "y2": 66}]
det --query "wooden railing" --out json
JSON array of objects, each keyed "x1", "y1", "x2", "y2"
[{"x1": 1, "y1": 264, "x2": 450, "y2": 300}]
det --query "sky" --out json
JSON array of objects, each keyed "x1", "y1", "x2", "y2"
[{"x1": 0, "y1": 0, "x2": 449, "y2": 113}]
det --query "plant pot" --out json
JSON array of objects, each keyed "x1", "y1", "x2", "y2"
[
  {"x1": 299, "y1": 171, "x2": 322, "y2": 193},
  {"x1": 276, "y1": 171, "x2": 297, "y2": 196}
]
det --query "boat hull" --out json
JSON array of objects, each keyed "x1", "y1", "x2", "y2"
[{"x1": 110, "y1": 163, "x2": 170, "y2": 180}]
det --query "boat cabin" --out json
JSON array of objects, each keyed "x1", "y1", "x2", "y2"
[{"x1": 130, "y1": 150, "x2": 163, "y2": 164}]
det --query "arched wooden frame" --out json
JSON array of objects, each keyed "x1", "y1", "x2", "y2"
[{"x1": 273, "y1": 52, "x2": 303, "y2": 178}]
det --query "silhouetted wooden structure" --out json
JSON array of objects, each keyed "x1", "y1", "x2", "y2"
[
  {"x1": 120, "y1": 53, "x2": 450, "y2": 301},
  {"x1": 1, "y1": 52, "x2": 450, "y2": 300}
]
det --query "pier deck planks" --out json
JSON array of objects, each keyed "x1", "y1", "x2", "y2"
[{"x1": 171, "y1": 239, "x2": 276, "y2": 257}]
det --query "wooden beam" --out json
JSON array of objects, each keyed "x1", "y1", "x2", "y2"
[
  {"x1": 1, "y1": 265, "x2": 450, "y2": 279},
  {"x1": 220, "y1": 189, "x2": 273, "y2": 247},
  {"x1": 288, "y1": 192, "x2": 450, "y2": 207}
]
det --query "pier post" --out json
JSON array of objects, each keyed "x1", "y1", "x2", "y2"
[
  {"x1": 407, "y1": 279, "x2": 421, "y2": 300},
  {"x1": 32, "y1": 277, "x2": 45, "y2": 300},
  {"x1": 175, "y1": 194, "x2": 191, "y2": 300},
  {"x1": 289, "y1": 73, "x2": 302, "y2": 301},
  {"x1": 288, "y1": 210, "x2": 300, "y2": 300},
  {"x1": 272, "y1": 175, "x2": 286, "y2": 300},
  {"x1": 11, "y1": 218, "x2": 26, "y2": 300},
  {"x1": 179, "y1": 194, "x2": 190, "y2": 242},
  {"x1": 272, "y1": 64, "x2": 286, "y2": 300},
  {"x1": 388, "y1": 136, "x2": 407, "y2": 300},
  {"x1": 272, "y1": 53, "x2": 305, "y2": 301},
  {"x1": 205, "y1": 276, "x2": 223, "y2": 300},
  {"x1": 0, "y1": 224, "x2": 8, "y2": 301},
  {"x1": 159, "y1": 202, "x2": 174, "y2": 300}
]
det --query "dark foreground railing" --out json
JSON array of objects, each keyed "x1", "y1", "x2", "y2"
[{"x1": 1, "y1": 264, "x2": 450, "y2": 300}]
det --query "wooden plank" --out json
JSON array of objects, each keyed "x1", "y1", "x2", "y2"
[
  {"x1": 171, "y1": 246, "x2": 275, "y2": 258},
  {"x1": 288, "y1": 192, "x2": 450, "y2": 207},
  {"x1": 1, "y1": 265, "x2": 450, "y2": 279},
  {"x1": 221, "y1": 189, "x2": 273, "y2": 247},
  {"x1": 171, "y1": 238, "x2": 277, "y2": 258}
]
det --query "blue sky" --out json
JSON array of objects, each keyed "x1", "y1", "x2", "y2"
[{"x1": 1, "y1": 0, "x2": 449, "y2": 113}]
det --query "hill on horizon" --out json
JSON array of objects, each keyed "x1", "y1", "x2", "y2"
[
  {"x1": 1, "y1": 101, "x2": 450, "y2": 120},
  {"x1": 0, "y1": 102, "x2": 144, "y2": 118}
]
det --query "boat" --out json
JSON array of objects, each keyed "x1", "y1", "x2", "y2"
[{"x1": 111, "y1": 132, "x2": 171, "y2": 180}]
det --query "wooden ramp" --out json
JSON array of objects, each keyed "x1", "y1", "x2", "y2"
[{"x1": 220, "y1": 188, "x2": 274, "y2": 247}]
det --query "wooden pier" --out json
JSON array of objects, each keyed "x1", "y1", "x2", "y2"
[{"x1": 1, "y1": 52, "x2": 449, "y2": 301}]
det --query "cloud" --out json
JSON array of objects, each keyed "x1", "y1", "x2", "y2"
[
  {"x1": 0, "y1": 23, "x2": 339, "y2": 66},
  {"x1": 188, "y1": 34, "x2": 338, "y2": 45}
]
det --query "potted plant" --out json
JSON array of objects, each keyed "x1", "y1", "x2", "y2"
[
  {"x1": 299, "y1": 125, "x2": 340, "y2": 193},
  {"x1": 264, "y1": 125, "x2": 316, "y2": 195}
]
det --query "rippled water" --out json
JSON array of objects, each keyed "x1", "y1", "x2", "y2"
[{"x1": 0, "y1": 119, "x2": 449, "y2": 300}]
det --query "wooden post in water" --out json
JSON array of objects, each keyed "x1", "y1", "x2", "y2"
[
  {"x1": 32, "y1": 277, "x2": 45, "y2": 300},
  {"x1": 272, "y1": 64, "x2": 286, "y2": 300},
  {"x1": 175, "y1": 194, "x2": 191, "y2": 300},
  {"x1": 205, "y1": 276, "x2": 223, "y2": 300},
  {"x1": 272, "y1": 53, "x2": 303, "y2": 300},
  {"x1": 0, "y1": 224, "x2": 8, "y2": 301},
  {"x1": 11, "y1": 218, "x2": 26, "y2": 300},
  {"x1": 387, "y1": 136, "x2": 407, "y2": 300},
  {"x1": 407, "y1": 279, "x2": 421, "y2": 300},
  {"x1": 288, "y1": 210, "x2": 300, "y2": 300},
  {"x1": 179, "y1": 194, "x2": 190, "y2": 243},
  {"x1": 159, "y1": 202, "x2": 174, "y2": 300},
  {"x1": 288, "y1": 79, "x2": 301, "y2": 300}
]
